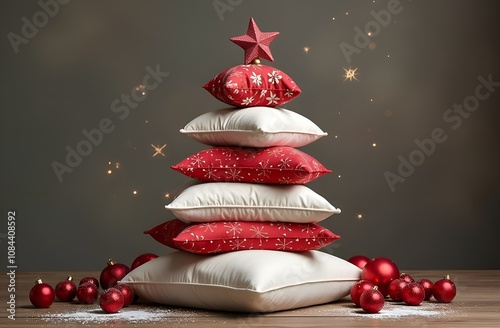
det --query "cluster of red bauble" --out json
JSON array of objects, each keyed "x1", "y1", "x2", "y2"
[
  {"x1": 29, "y1": 253, "x2": 158, "y2": 313},
  {"x1": 348, "y1": 255, "x2": 457, "y2": 314}
]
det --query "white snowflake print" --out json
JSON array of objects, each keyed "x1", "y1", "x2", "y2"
[
  {"x1": 203, "y1": 168, "x2": 219, "y2": 180},
  {"x1": 224, "y1": 222, "x2": 242, "y2": 237},
  {"x1": 268, "y1": 71, "x2": 282, "y2": 84},
  {"x1": 278, "y1": 157, "x2": 292, "y2": 170},
  {"x1": 276, "y1": 238, "x2": 293, "y2": 250},
  {"x1": 241, "y1": 96, "x2": 254, "y2": 106},
  {"x1": 206, "y1": 244, "x2": 222, "y2": 254},
  {"x1": 225, "y1": 168, "x2": 243, "y2": 181},
  {"x1": 293, "y1": 163, "x2": 308, "y2": 179},
  {"x1": 250, "y1": 72, "x2": 262, "y2": 86},
  {"x1": 260, "y1": 89, "x2": 267, "y2": 98},
  {"x1": 230, "y1": 238, "x2": 246, "y2": 250},
  {"x1": 277, "y1": 223, "x2": 292, "y2": 231},
  {"x1": 221, "y1": 148, "x2": 239, "y2": 158},
  {"x1": 257, "y1": 160, "x2": 271, "y2": 177},
  {"x1": 285, "y1": 89, "x2": 294, "y2": 98},
  {"x1": 266, "y1": 92, "x2": 280, "y2": 105},
  {"x1": 252, "y1": 177, "x2": 265, "y2": 183},
  {"x1": 190, "y1": 154, "x2": 205, "y2": 167},
  {"x1": 266, "y1": 148, "x2": 283, "y2": 157},
  {"x1": 278, "y1": 176, "x2": 293, "y2": 184},
  {"x1": 199, "y1": 222, "x2": 218, "y2": 233},
  {"x1": 250, "y1": 225, "x2": 268, "y2": 239},
  {"x1": 301, "y1": 225, "x2": 317, "y2": 234}
]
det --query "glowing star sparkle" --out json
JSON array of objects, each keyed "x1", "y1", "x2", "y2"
[
  {"x1": 343, "y1": 67, "x2": 358, "y2": 81},
  {"x1": 303, "y1": 46, "x2": 310, "y2": 54},
  {"x1": 151, "y1": 144, "x2": 166, "y2": 157},
  {"x1": 230, "y1": 18, "x2": 279, "y2": 64}
]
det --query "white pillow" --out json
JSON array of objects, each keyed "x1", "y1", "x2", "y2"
[
  {"x1": 119, "y1": 250, "x2": 361, "y2": 312},
  {"x1": 179, "y1": 107, "x2": 327, "y2": 147},
  {"x1": 165, "y1": 182, "x2": 341, "y2": 223}
]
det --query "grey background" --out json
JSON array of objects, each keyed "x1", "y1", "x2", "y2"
[{"x1": 1, "y1": 0, "x2": 499, "y2": 271}]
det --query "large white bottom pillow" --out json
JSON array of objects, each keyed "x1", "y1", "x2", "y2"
[{"x1": 120, "y1": 250, "x2": 361, "y2": 313}]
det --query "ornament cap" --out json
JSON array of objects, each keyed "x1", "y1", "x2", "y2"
[
  {"x1": 251, "y1": 58, "x2": 261, "y2": 65},
  {"x1": 35, "y1": 278, "x2": 43, "y2": 285},
  {"x1": 444, "y1": 274, "x2": 451, "y2": 280},
  {"x1": 373, "y1": 286, "x2": 379, "y2": 290},
  {"x1": 67, "y1": 275, "x2": 73, "y2": 281},
  {"x1": 107, "y1": 259, "x2": 117, "y2": 266}
]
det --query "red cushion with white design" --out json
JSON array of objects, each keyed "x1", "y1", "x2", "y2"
[
  {"x1": 171, "y1": 146, "x2": 331, "y2": 184},
  {"x1": 203, "y1": 64, "x2": 301, "y2": 107},
  {"x1": 144, "y1": 219, "x2": 340, "y2": 254}
]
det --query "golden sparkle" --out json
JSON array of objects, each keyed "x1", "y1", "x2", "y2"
[
  {"x1": 134, "y1": 84, "x2": 147, "y2": 96},
  {"x1": 107, "y1": 169, "x2": 112, "y2": 175},
  {"x1": 151, "y1": 144, "x2": 167, "y2": 157},
  {"x1": 372, "y1": 143, "x2": 377, "y2": 147},
  {"x1": 343, "y1": 67, "x2": 358, "y2": 81},
  {"x1": 357, "y1": 213, "x2": 364, "y2": 220},
  {"x1": 303, "y1": 46, "x2": 310, "y2": 54},
  {"x1": 338, "y1": 175, "x2": 342, "y2": 178},
  {"x1": 132, "y1": 190, "x2": 138, "y2": 195},
  {"x1": 164, "y1": 193, "x2": 171, "y2": 199}
]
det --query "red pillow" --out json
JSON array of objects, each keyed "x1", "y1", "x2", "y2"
[
  {"x1": 144, "y1": 219, "x2": 340, "y2": 254},
  {"x1": 203, "y1": 64, "x2": 301, "y2": 107},
  {"x1": 143, "y1": 219, "x2": 188, "y2": 249},
  {"x1": 171, "y1": 146, "x2": 331, "y2": 184}
]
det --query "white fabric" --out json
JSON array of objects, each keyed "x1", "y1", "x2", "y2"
[
  {"x1": 165, "y1": 182, "x2": 341, "y2": 223},
  {"x1": 120, "y1": 250, "x2": 361, "y2": 312},
  {"x1": 180, "y1": 107, "x2": 327, "y2": 147}
]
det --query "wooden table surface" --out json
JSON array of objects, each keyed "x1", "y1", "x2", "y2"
[{"x1": 2, "y1": 270, "x2": 499, "y2": 327}]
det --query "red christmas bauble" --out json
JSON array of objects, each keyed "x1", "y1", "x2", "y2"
[
  {"x1": 417, "y1": 278, "x2": 434, "y2": 300},
  {"x1": 432, "y1": 275, "x2": 456, "y2": 303},
  {"x1": 100, "y1": 288, "x2": 124, "y2": 314},
  {"x1": 116, "y1": 284, "x2": 134, "y2": 307},
  {"x1": 348, "y1": 255, "x2": 370, "y2": 270},
  {"x1": 350, "y1": 280, "x2": 375, "y2": 307},
  {"x1": 388, "y1": 278, "x2": 408, "y2": 301},
  {"x1": 100, "y1": 259, "x2": 130, "y2": 289},
  {"x1": 131, "y1": 253, "x2": 158, "y2": 270},
  {"x1": 361, "y1": 257, "x2": 400, "y2": 297},
  {"x1": 29, "y1": 279, "x2": 55, "y2": 308},
  {"x1": 402, "y1": 282, "x2": 425, "y2": 306},
  {"x1": 79, "y1": 276, "x2": 99, "y2": 289},
  {"x1": 55, "y1": 276, "x2": 77, "y2": 302},
  {"x1": 399, "y1": 272, "x2": 415, "y2": 283},
  {"x1": 360, "y1": 287, "x2": 385, "y2": 313},
  {"x1": 76, "y1": 282, "x2": 99, "y2": 304}
]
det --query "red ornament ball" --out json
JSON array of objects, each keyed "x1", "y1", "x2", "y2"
[
  {"x1": 131, "y1": 253, "x2": 158, "y2": 270},
  {"x1": 29, "y1": 279, "x2": 55, "y2": 308},
  {"x1": 417, "y1": 278, "x2": 434, "y2": 300},
  {"x1": 348, "y1": 255, "x2": 370, "y2": 270},
  {"x1": 116, "y1": 284, "x2": 134, "y2": 307},
  {"x1": 100, "y1": 259, "x2": 130, "y2": 289},
  {"x1": 388, "y1": 278, "x2": 408, "y2": 301},
  {"x1": 361, "y1": 257, "x2": 400, "y2": 297},
  {"x1": 100, "y1": 288, "x2": 124, "y2": 314},
  {"x1": 402, "y1": 282, "x2": 425, "y2": 306},
  {"x1": 360, "y1": 287, "x2": 385, "y2": 313},
  {"x1": 79, "y1": 276, "x2": 99, "y2": 289},
  {"x1": 399, "y1": 272, "x2": 415, "y2": 283},
  {"x1": 432, "y1": 275, "x2": 456, "y2": 303},
  {"x1": 55, "y1": 276, "x2": 77, "y2": 302},
  {"x1": 350, "y1": 280, "x2": 375, "y2": 307},
  {"x1": 76, "y1": 282, "x2": 99, "y2": 304}
]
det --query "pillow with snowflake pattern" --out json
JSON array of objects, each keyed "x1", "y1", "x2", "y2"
[
  {"x1": 203, "y1": 64, "x2": 301, "y2": 107},
  {"x1": 144, "y1": 219, "x2": 339, "y2": 254},
  {"x1": 171, "y1": 146, "x2": 331, "y2": 184}
]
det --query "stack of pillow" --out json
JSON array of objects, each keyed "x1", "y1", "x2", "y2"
[{"x1": 120, "y1": 19, "x2": 361, "y2": 312}]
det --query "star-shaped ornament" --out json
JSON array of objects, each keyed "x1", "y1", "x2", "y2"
[{"x1": 230, "y1": 18, "x2": 279, "y2": 64}]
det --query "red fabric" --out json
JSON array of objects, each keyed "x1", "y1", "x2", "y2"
[
  {"x1": 143, "y1": 219, "x2": 188, "y2": 249},
  {"x1": 230, "y1": 18, "x2": 279, "y2": 64},
  {"x1": 171, "y1": 146, "x2": 331, "y2": 184},
  {"x1": 144, "y1": 219, "x2": 340, "y2": 254},
  {"x1": 203, "y1": 64, "x2": 301, "y2": 107}
]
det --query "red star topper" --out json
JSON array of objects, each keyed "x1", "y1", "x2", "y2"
[{"x1": 230, "y1": 18, "x2": 279, "y2": 64}]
